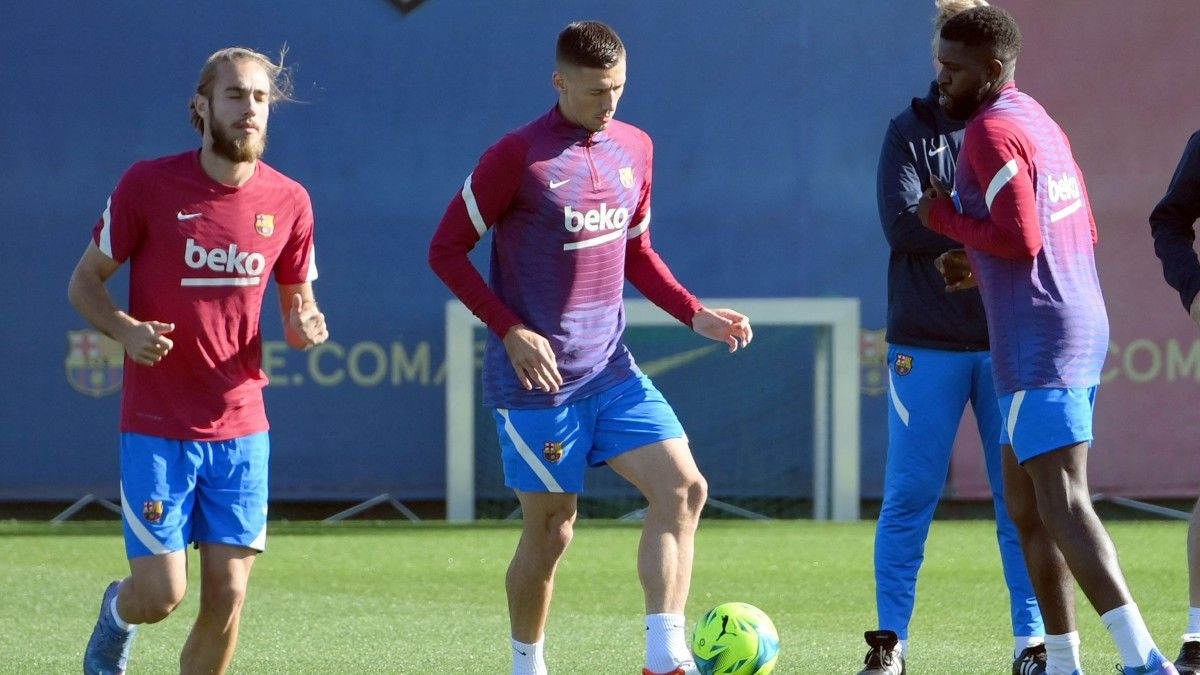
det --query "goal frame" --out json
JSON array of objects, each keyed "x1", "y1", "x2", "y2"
[{"x1": 444, "y1": 297, "x2": 860, "y2": 522}]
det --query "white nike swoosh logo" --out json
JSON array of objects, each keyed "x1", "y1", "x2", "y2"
[
  {"x1": 928, "y1": 144, "x2": 948, "y2": 156},
  {"x1": 549, "y1": 179, "x2": 570, "y2": 189},
  {"x1": 176, "y1": 211, "x2": 202, "y2": 221}
]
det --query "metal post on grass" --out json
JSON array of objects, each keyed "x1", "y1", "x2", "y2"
[
  {"x1": 50, "y1": 494, "x2": 122, "y2": 524},
  {"x1": 1091, "y1": 493, "x2": 1189, "y2": 520},
  {"x1": 322, "y1": 494, "x2": 422, "y2": 524},
  {"x1": 617, "y1": 498, "x2": 772, "y2": 522}
]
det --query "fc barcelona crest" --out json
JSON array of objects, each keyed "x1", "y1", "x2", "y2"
[
  {"x1": 254, "y1": 213, "x2": 275, "y2": 237},
  {"x1": 894, "y1": 353, "x2": 914, "y2": 376},
  {"x1": 543, "y1": 441, "x2": 564, "y2": 464},
  {"x1": 619, "y1": 167, "x2": 634, "y2": 189},
  {"x1": 143, "y1": 500, "x2": 163, "y2": 523},
  {"x1": 65, "y1": 329, "x2": 124, "y2": 397}
]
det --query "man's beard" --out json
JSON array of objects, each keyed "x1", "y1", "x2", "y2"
[
  {"x1": 211, "y1": 119, "x2": 266, "y2": 163},
  {"x1": 940, "y1": 85, "x2": 989, "y2": 122}
]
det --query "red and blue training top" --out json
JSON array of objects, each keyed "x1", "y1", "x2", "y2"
[
  {"x1": 928, "y1": 83, "x2": 1108, "y2": 396},
  {"x1": 429, "y1": 105, "x2": 702, "y2": 409}
]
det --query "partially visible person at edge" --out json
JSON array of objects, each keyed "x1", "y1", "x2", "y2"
[{"x1": 1149, "y1": 128, "x2": 1200, "y2": 675}]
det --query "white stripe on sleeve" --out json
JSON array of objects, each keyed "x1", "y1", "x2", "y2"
[
  {"x1": 99, "y1": 197, "x2": 114, "y2": 258},
  {"x1": 305, "y1": 246, "x2": 319, "y2": 282},
  {"x1": 461, "y1": 173, "x2": 488, "y2": 238},
  {"x1": 985, "y1": 159, "x2": 1020, "y2": 211}
]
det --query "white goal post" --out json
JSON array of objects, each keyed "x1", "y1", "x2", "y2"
[{"x1": 444, "y1": 298, "x2": 861, "y2": 522}]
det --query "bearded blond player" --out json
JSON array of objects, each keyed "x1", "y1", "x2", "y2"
[{"x1": 70, "y1": 47, "x2": 327, "y2": 674}]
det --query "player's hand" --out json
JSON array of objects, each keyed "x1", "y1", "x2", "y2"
[
  {"x1": 503, "y1": 324, "x2": 563, "y2": 393},
  {"x1": 929, "y1": 176, "x2": 953, "y2": 198},
  {"x1": 692, "y1": 307, "x2": 753, "y2": 353},
  {"x1": 935, "y1": 249, "x2": 977, "y2": 292},
  {"x1": 289, "y1": 293, "x2": 329, "y2": 348},
  {"x1": 1189, "y1": 292, "x2": 1200, "y2": 329},
  {"x1": 119, "y1": 320, "x2": 175, "y2": 366},
  {"x1": 918, "y1": 178, "x2": 952, "y2": 229}
]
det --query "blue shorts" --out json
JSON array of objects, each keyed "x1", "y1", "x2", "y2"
[
  {"x1": 493, "y1": 374, "x2": 685, "y2": 494},
  {"x1": 119, "y1": 431, "x2": 270, "y2": 558},
  {"x1": 998, "y1": 387, "x2": 1096, "y2": 463}
]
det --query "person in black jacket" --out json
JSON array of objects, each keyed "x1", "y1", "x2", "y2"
[
  {"x1": 1149, "y1": 130, "x2": 1200, "y2": 675},
  {"x1": 855, "y1": 2, "x2": 1045, "y2": 674}
]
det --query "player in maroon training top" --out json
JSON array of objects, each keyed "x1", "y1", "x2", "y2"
[
  {"x1": 921, "y1": 8, "x2": 1176, "y2": 675},
  {"x1": 429, "y1": 21, "x2": 752, "y2": 675},
  {"x1": 71, "y1": 47, "x2": 328, "y2": 675}
]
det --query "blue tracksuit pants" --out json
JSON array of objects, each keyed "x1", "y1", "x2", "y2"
[{"x1": 875, "y1": 344, "x2": 1043, "y2": 640}]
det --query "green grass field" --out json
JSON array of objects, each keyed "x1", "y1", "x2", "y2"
[{"x1": 0, "y1": 519, "x2": 1187, "y2": 673}]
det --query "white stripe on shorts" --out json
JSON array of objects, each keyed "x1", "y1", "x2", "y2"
[
  {"x1": 1007, "y1": 390, "x2": 1026, "y2": 447},
  {"x1": 248, "y1": 505, "x2": 268, "y2": 551},
  {"x1": 888, "y1": 370, "x2": 911, "y2": 427},
  {"x1": 120, "y1": 482, "x2": 171, "y2": 555},
  {"x1": 497, "y1": 408, "x2": 564, "y2": 492}
]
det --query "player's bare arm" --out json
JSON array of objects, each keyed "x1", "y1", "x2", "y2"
[
  {"x1": 279, "y1": 282, "x2": 328, "y2": 350},
  {"x1": 692, "y1": 307, "x2": 753, "y2": 352},
  {"x1": 934, "y1": 249, "x2": 977, "y2": 292},
  {"x1": 501, "y1": 324, "x2": 564, "y2": 393},
  {"x1": 68, "y1": 241, "x2": 175, "y2": 366}
]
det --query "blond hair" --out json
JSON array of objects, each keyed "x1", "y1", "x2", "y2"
[
  {"x1": 932, "y1": 0, "x2": 989, "y2": 54},
  {"x1": 189, "y1": 46, "x2": 293, "y2": 135}
]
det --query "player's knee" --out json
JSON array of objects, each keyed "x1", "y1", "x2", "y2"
[
  {"x1": 540, "y1": 510, "x2": 576, "y2": 558},
  {"x1": 136, "y1": 583, "x2": 187, "y2": 623},
  {"x1": 651, "y1": 473, "x2": 707, "y2": 522},
  {"x1": 199, "y1": 578, "x2": 249, "y2": 619},
  {"x1": 1050, "y1": 488, "x2": 1096, "y2": 529},
  {"x1": 1004, "y1": 490, "x2": 1042, "y2": 534},
  {"x1": 880, "y1": 488, "x2": 939, "y2": 519},
  {"x1": 684, "y1": 473, "x2": 708, "y2": 518}
]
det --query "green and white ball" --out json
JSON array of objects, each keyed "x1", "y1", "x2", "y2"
[{"x1": 691, "y1": 602, "x2": 779, "y2": 675}]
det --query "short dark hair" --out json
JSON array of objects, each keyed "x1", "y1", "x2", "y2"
[
  {"x1": 940, "y1": 6, "x2": 1022, "y2": 64},
  {"x1": 556, "y1": 21, "x2": 625, "y2": 69}
]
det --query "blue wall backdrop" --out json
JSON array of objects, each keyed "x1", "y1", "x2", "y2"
[{"x1": 0, "y1": 1, "x2": 941, "y2": 503}]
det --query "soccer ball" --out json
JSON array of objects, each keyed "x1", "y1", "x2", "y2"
[{"x1": 691, "y1": 602, "x2": 779, "y2": 675}]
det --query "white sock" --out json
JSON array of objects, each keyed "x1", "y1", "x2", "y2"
[
  {"x1": 1186, "y1": 606, "x2": 1200, "y2": 637},
  {"x1": 645, "y1": 613, "x2": 693, "y2": 672},
  {"x1": 1101, "y1": 603, "x2": 1158, "y2": 667},
  {"x1": 511, "y1": 637, "x2": 546, "y2": 675},
  {"x1": 1015, "y1": 634, "x2": 1045, "y2": 659},
  {"x1": 899, "y1": 639, "x2": 908, "y2": 656},
  {"x1": 109, "y1": 596, "x2": 132, "y2": 632},
  {"x1": 1044, "y1": 632, "x2": 1082, "y2": 675}
]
